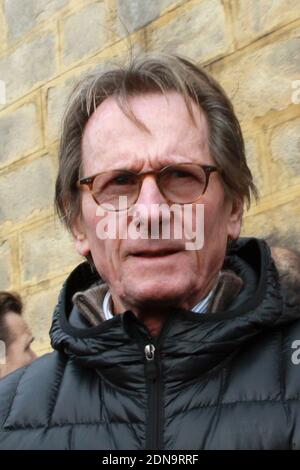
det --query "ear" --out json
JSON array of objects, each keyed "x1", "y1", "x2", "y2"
[
  {"x1": 72, "y1": 217, "x2": 90, "y2": 257},
  {"x1": 227, "y1": 196, "x2": 243, "y2": 241}
]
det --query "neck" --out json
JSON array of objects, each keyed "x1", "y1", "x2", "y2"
[{"x1": 111, "y1": 275, "x2": 220, "y2": 337}]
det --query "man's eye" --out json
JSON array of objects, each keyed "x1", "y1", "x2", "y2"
[
  {"x1": 170, "y1": 170, "x2": 193, "y2": 178},
  {"x1": 111, "y1": 174, "x2": 135, "y2": 185}
]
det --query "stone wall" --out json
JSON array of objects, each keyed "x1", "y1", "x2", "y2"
[{"x1": 0, "y1": 0, "x2": 299, "y2": 354}]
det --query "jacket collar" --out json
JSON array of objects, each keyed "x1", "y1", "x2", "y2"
[
  {"x1": 71, "y1": 269, "x2": 244, "y2": 326},
  {"x1": 50, "y1": 238, "x2": 299, "y2": 387}
]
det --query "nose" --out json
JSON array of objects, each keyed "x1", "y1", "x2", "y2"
[
  {"x1": 136, "y1": 175, "x2": 166, "y2": 206},
  {"x1": 130, "y1": 175, "x2": 170, "y2": 235}
]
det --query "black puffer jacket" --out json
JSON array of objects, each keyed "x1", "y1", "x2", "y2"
[{"x1": 1, "y1": 238, "x2": 300, "y2": 450}]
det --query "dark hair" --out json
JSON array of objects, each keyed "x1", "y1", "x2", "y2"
[
  {"x1": 55, "y1": 53, "x2": 258, "y2": 231},
  {"x1": 0, "y1": 291, "x2": 23, "y2": 345}
]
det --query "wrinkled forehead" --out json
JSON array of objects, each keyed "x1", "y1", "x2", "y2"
[{"x1": 81, "y1": 91, "x2": 211, "y2": 173}]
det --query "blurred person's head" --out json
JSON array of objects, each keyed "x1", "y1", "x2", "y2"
[{"x1": 0, "y1": 292, "x2": 36, "y2": 378}]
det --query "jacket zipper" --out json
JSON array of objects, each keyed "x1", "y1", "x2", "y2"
[
  {"x1": 126, "y1": 311, "x2": 174, "y2": 450},
  {"x1": 144, "y1": 342, "x2": 163, "y2": 450}
]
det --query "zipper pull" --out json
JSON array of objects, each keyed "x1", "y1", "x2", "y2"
[
  {"x1": 144, "y1": 344, "x2": 157, "y2": 380},
  {"x1": 145, "y1": 344, "x2": 155, "y2": 360}
]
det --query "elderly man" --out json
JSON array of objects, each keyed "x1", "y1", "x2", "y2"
[{"x1": 0, "y1": 54, "x2": 299, "y2": 450}]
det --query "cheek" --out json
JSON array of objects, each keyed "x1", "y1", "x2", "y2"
[
  {"x1": 81, "y1": 194, "x2": 98, "y2": 235},
  {"x1": 191, "y1": 203, "x2": 228, "y2": 276},
  {"x1": 198, "y1": 194, "x2": 230, "y2": 264},
  {"x1": 204, "y1": 202, "x2": 227, "y2": 233},
  {"x1": 82, "y1": 197, "x2": 109, "y2": 253},
  {"x1": 203, "y1": 185, "x2": 230, "y2": 237},
  {"x1": 82, "y1": 199, "x2": 125, "y2": 274}
]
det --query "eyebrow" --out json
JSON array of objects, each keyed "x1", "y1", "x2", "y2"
[{"x1": 112, "y1": 157, "x2": 196, "y2": 173}]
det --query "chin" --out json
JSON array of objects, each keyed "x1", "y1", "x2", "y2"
[{"x1": 121, "y1": 276, "x2": 191, "y2": 309}]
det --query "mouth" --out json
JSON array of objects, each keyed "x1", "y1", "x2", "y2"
[{"x1": 131, "y1": 249, "x2": 181, "y2": 258}]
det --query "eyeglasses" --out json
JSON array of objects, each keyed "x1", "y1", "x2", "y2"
[{"x1": 77, "y1": 163, "x2": 218, "y2": 211}]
